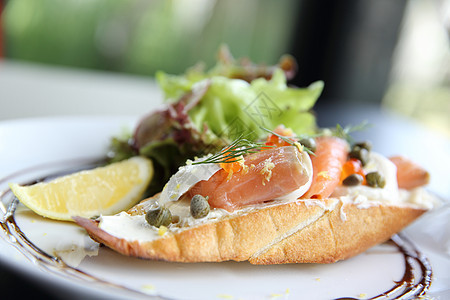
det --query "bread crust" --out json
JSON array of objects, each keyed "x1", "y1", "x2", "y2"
[{"x1": 73, "y1": 196, "x2": 426, "y2": 264}]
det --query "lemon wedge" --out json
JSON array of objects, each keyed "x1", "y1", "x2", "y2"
[{"x1": 9, "y1": 156, "x2": 153, "y2": 221}]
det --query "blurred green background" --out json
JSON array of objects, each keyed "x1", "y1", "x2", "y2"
[
  {"x1": 2, "y1": 0, "x2": 297, "y2": 75},
  {"x1": 1, "y1": 0, "x2": 449, "y2": 136}
]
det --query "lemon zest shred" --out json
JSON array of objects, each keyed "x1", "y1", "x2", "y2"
[
  {"x1": 158, "y1": 225, "x2": 168, "y2": 236},
  {"x1": 317, "y1": 171, "x2": 332, "y2": 180},
  {"x1": 260, "y1": 158, "x2": 275, "y2": 185},
  {"x1": 237, "y1": 156, "x2": 245, "y2": 168},
  {"x1": 226, "y1": 169, "x2": 234, "y2": 181},
  {"x1": 241, "y1": 164, "x2": 249, "y2": 175},
  {"x1": 294, "y1": 141, "x2": 304, "y2": 152}
]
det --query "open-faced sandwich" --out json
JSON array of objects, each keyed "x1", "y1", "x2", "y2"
[
  {"x1": 71, "y1": 46, "x2": 435, "y2": 264},
  {"x1": 74, "y1": 126, "x2": 434, "y2": 264}
]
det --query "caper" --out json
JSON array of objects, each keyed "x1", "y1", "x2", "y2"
[
  {"x1": 349, "y1": 146, "x2": 369, "y2": 166},
  {"x1": 145, "y1": 207, "x2": 172, "y2": 227},
  {"x1": 366, "y1": 171, "x2": 386, "y2": 188},
  {"x1": 190, "y1": 195, "x2": 210, "y2": 219},
  {"x1": 299, "y1": 137, "x2": 317, "y2": 153},
  {"x1": 342, "y1": 173, "x2": 364, "y2": 186},
  {"x1": 354, "y1": 141, "x2": 372, "y2": 152}
]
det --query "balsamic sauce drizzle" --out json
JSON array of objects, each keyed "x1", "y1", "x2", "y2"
[
  {"x1": 334, "y1": 234, "x2": 433, "y2": 300},
  {"x1": 0, "y1": 161, "x2": 434, "y2": 300}
]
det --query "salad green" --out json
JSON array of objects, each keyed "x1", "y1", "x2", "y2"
[{"x1": 108, "y1": 47, "x2": 324, "y2": 195}]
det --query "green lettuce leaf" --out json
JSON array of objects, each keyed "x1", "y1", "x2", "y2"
[{"x1": 157, "y1": 68, "x2": 323, "y2": 143}]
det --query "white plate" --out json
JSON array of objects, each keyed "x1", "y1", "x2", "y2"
[{"x1": 1, "y1": 116, "x2": 449, "y2": 300}]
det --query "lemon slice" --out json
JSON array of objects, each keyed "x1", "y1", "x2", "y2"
[{"x1": 9, "y1": 156, "x2": 153, "y2": 221}]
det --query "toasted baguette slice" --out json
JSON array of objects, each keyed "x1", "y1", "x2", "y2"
[{"x1": 73, "y1": 194, "x2": 426, "y2": 264}]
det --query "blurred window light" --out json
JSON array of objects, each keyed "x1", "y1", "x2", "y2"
[
  {"x1": 383, "y1": 0, "x2": 450, "y2": 136},
  {"x1": 172, "y1": 0, "x2": 216, "y2": 33}
]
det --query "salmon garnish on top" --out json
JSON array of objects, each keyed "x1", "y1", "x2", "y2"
[
  {"x1": 187, "y1": 146, "x2": 312, "y2": 212},
  {"x1": 389, "y1": 156, "x2": 430, "y2": 190},
  {"x1": 301, "y1": 136, "x2": 349, "y2": 199}
]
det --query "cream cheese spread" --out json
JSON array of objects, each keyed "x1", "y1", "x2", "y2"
[
  {"x1": 158, "y1": 156, "x2": 220, "y2": 207},
  {"x1": 332, "y1": 152, "x2": 399, "y2": 207},
  {"x1": 99, "y1": 151, "x2": 434, "y2": 243},
  {"x1": 331, "y1": 152, "x2": 433, "y2": 210},
  {"x1": 98, "y1": 196, "x2": 337, "y2": 243}
]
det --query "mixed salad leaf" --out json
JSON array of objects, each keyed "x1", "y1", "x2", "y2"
[{"x1": 108, "y1": 46, "x2": 324, "y2": 195}]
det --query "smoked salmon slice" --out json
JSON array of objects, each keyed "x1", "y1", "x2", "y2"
[
  {"x1": 301, "y1": 136, "x2": 349, "y2": 199},
  {"x1": 187, "y1": 146, "x2": 312, "y2": 212},
  {"x1": 389, "y1": 156, "x2": 430, "y2": 190}
]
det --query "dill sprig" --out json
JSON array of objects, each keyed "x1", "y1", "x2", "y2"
[
  {"x1": 332, "y1": 121, "x2": 371, "y2": 143},
  {"x1": 191, "y1": 135, "x2": 270, "y2": 165},
  {"x1": 259, "y1": 127, "x2": 316, "y2": 155}
]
